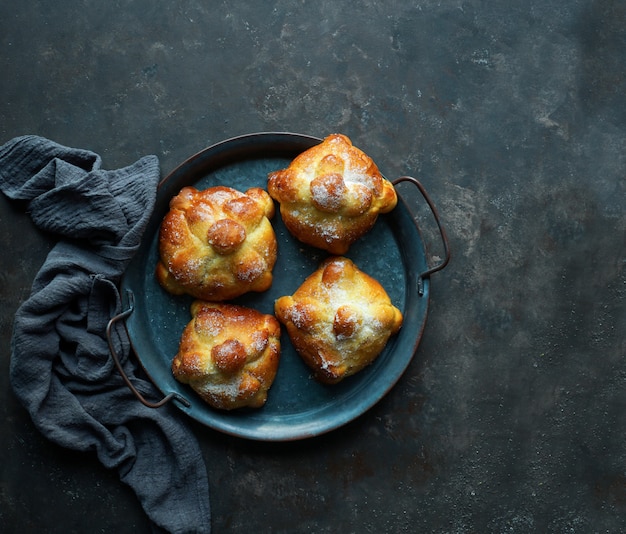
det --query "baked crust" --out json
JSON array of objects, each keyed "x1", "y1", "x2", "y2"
[
  {"x1": 156, "y1": 185, "x2": 277, "y2": 301},
  {"x1": 267, "y1": 133, "x2": 397, "y2": 254},
  {"x1": 172, "y1": 301, "x2": 281, "y2": 410},
  {"x1": 274, "y1": 256, "x2": 403, "y2": 384}
]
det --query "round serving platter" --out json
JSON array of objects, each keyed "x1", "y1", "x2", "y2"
[{"x1": 118, "y1": 132, "x2": 439, "y2": 441}]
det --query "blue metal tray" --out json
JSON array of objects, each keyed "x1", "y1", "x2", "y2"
[{"x1": 116, "y1": 132, "x2": 448, "y2": 441}]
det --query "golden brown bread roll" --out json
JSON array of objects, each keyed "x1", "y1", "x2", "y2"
[
  {"x1": 268, "y1": 134, "x2": 398, "y2": 254},
  {"x1": 172, "y1": 301, "x2": 281, "y2": 410},
  {"x1": 274, "y1": 256, "x2": 403, "y2": 384},
  {"x1": 156, "y1": 185, "x2": 277, "y2": 301}
]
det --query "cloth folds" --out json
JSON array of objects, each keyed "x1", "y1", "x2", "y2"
[{"x1": 0, "y1": 135, "x2": 211, "y2": 534}]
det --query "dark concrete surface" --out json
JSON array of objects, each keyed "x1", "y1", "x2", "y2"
[{"x1": 1, "y1": 1, "x2": 625, "y2": 532}]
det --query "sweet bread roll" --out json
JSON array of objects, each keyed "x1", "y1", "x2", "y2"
[
  {"x1": 268, "y1": 134, "x2": 397, "y2": 254},
  {"x1": 156, "y1": 185, "x2": 277, "y2": 301},
  {"x1": 172, "y1": 301, "x2": 281, "y2": 410},
  {"x1": 274, "y1": 256, "x2": 403, "y2": 384}
]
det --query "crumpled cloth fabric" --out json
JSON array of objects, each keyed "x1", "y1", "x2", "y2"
[{"x1": 0, "y1": 135, "x2": 211, "y2": 534}]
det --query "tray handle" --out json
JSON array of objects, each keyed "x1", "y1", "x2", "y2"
[
  {"x1": 106, "y1": 290, "x2": 191, "y2": 409},
  {"x1": 392, "y1": 176, "x2": 451, "y2": 295}
]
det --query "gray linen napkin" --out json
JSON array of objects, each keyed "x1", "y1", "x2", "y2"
[{"x1": 0, "y1": 135, "x2": 211, "y2": 534}]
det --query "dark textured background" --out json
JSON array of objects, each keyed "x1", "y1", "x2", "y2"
[{"x1": 1, "y1": 1, "x2": 625, "y2": 532}]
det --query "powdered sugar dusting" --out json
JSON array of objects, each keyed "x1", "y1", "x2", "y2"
[
  {"x1": 251, "y1": 330, "x2": 269, "y2": 354},
  {"x1": 235, "y1": 256, "x2": 265, "y2": 282},
  {"x1": 288, "y1": 303, "x2": 309, "y2": 330},
  {"x1": 311, "y1": 181, "x2": 342, "y2": 211},
  {"x1": 204, "y1": 378, "x2": 241, "y2": 402}
]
